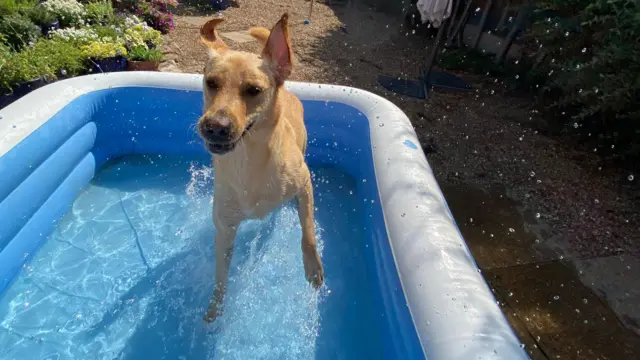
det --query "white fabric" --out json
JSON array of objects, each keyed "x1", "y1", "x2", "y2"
[{"x1": 417, "y1": 0, "x2": 452, "y2": 28}]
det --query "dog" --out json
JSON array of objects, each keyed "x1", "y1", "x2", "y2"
[{"x1": 197, "y1": 13, "x2": 324, "y2": 322}]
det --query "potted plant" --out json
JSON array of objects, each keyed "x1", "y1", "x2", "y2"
[
  {"x1": 41, "y1": 0, "x2": 87, "y2": 28},
  {"x1": 27, "y1": 5, "x2": 60, "y2": 36},
  {"x1": 81, "y1": 38, "x2": 128, "y2": 73},
  {"x1": 126, "y1": 45, "x2": 162, "y2": 71},
  {"x1": 0, "y1": 44, "x2": 53, "y2": 108},
  {"x1": 84, "y1": 0, "x2": 114, "y2": 25},
  {"x1": 123, "y1": 16, "x2": 163, "y2": 50},
  {"x1": 0, "y1": 13, "x2": 42, "y2": 51}
]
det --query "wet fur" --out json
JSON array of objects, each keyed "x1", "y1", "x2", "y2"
[{"x1": 197, "y1": 14, "x2": 324, "y2": 322}]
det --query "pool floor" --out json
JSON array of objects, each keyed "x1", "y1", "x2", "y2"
[{"x1": 0, "y1": 154, "x2": 384, "y2": 360}]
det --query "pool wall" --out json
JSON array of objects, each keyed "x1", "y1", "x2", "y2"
[{"x1": 0, "y1": 72, "x2": 530, "y2": 360}]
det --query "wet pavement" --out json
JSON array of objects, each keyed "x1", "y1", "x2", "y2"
[{"x1": 441, "y1": 183, "x2": 640, "y2": 360}]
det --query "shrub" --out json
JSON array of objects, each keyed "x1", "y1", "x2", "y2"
[
  {"x1": 26, "y1": 4, "x2": 58, "y2": 26},
  {"x1": 535, "y1": 0, "x2": 640, "y2": 122},
  {"x1": 0, "y1": 45, "x2": 53, "y2": 90},
  {"x1": 0, "y1": 42, "x2": 13, "y2": 91},
  {"x1": 150, "y1": 0, "x2": 177, "y2": 12},
  {"x1": 84, "y1": 0, "x2": 114, "y2": 25},
  {"x1": 91, "y1": 24, "x2": 122, "y2": 38},
  {"x1": 0, "y1": 0, "x2": 38, "y2": 15},
  {"x1": 49, "y1": 27, "x2": 98, "y2": 45},
  {"x1": 0, "y1": 13, "x2": 41, "y2": 51},
  {"x1": 134, "y1": 1, "x2": 174, "y2": 33},
  {"x1": 127, "y1": 44, "x2": 162, "y2": 61},
  {"x1": 123, "y1": 18, "x2": 162, "y2": 49},
  {"x1": 41, "y1": 0, "x2": 86, "y2": 27},
  {"x1": 81, "y1": 38, "x2": 127, "y2": 59},
  {"x1": 30, "y1": 37, "x2": 87, "y2": 76}
]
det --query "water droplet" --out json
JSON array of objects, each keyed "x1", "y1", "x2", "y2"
[
  {"x1": 534, "y1": 239, "x2": 540, "y2": 244},
  {"x1": 530, "y1": 171, "x2": 536, "y2": 177},
  {"x1": 582, "y1": 48, "x2": 587, "y2": 53},
  {"x1": 582, "y1": 298, "x2": 588, "y2": 304},
  {"x1": 629, "y1": 175, "x2": 635, "y2": 181},
  {"x1": 378, "y1": 123, "x2": 384, "y2": 127},
  {"x1": 469, "y1": 218, "x2": 474, "y2": 223},
  {"x1": 573, "y1": 122, "x2": 579, "y2": 128},
  {"x1": 508, "y1": 292, "x2": 513, "y2": 297},
  {"x1": 553, "y1": 295, "x2": 560, "y2": 300},
  {"x1": 535, "y1": 213, "x2": 541, "y2": 218},
  {"x1": 508, "y1": 228, "x2": 515, "y2": 233}
]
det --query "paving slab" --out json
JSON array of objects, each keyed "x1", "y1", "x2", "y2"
[{"x1": 485, "y1": 261, "x2": 640, "y2": 359}]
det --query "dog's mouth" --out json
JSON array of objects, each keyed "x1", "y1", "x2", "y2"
[{"x1": 204, "y1": 119, "x2": 257, "y2": 155}]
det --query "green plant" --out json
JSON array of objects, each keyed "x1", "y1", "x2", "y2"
[
  {"x1": 27, "y1": 4, "x2": 58, "y2": 25},
  {"x1": 85, "y1": 0, "x2": 114, "y2": 24},
  {"x1": 31, "y1": 37, "x2": 87, "y2": 76},
  {"x1": 91, "y1": 24, "x2": 121, "y2": 38},
  {"x1": 127, "y1": 45, "x2": 162, "y2": 61},
  {"x1": 0, "y1": 13, "x2": 41, "y2": 51},
  {"x1": 0, "y1": 0, "x2": 37, "y2": 16},
  {"x1": 0, "y1": 42, "x2": 13, "y2": 91},
  {"x1": 123, "y1": 20, "x2": 162, "y2": 49},
  {"x1": 81, "y1": 38, "x2": 127, "y2": 59},
  {"x1": 41, "y1": 0, "x2": 86, "y2": 27}
]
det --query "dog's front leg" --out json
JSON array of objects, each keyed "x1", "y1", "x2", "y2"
[
  {"x1": 204, "y1": 204, "x2": 242, "y2": 323},
  {"x1": 296, "y1": 168, "x2": 324, "y2": 288}
]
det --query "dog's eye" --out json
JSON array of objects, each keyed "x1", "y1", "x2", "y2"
[
  {"x1": 245, "y1": 86, "x2": 262, "y2": 97},
  {"x1": 206, "y1": 78, "x2": 219, "y2": 90}
]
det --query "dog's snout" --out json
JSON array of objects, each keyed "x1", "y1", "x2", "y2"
[{"x1": 200, "y1": 115, "x2": 233, "y2": 141}]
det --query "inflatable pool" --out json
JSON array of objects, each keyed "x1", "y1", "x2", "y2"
[{"x1": 0, "y1": 72, "x2": 529, "y2": 360}]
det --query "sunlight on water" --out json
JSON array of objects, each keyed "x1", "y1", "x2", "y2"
[{"x1": 0, "y1": 154, "x2": 382, "y2": 360}]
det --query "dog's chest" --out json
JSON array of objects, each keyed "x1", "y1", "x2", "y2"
[{"x1": 216, "y1": 156, "x2": 301, "y2": 219}]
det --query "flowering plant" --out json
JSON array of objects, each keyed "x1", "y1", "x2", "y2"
[
  {"x1": 49, "y1": 27, "x2": 98, "y2": 45},
  {"x1": 41, "y1": 0, "x2": 86, "y2": 27},
  {"x1": 81, "y1": 38, "x2": 127, "y2": 59},
  {"x1": 123, "y1": 17, "x2": 162, "y2": 49},
  {"x1": 134, "y1": 2, "x2": 174, "y2": 34},
  {"x1": 149, "y1": 11, "x2": 173, "y2": 34},
  {"x1": 150, "y1": 0, "x2": 177, "y2": 12}
]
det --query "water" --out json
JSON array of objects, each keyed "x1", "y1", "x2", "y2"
[{"x1": 0, "y1": 154, "x2": 383, "y2": 360}]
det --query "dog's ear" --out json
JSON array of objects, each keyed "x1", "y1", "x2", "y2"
[
  {"x1": 262, "y1": 13, "x2": 293, "y2": 85},
  {"x1": 200, "y1": 18, "x2": 229, "y2": 56}
]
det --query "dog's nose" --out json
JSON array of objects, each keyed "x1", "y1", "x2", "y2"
[{"x1": 200, "y1": 116, "x2": 232, "y2": 141}]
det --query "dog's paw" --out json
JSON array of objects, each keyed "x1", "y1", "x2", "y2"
[
  {"x1": 303, "y1": 250, "x2": 324, "y2": 288},
  {"x1": 203, "y1": 302, "x2": 222, "y2": 323}
]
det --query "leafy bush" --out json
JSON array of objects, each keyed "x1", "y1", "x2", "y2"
[
  {"x1": 30, "y1": 37, "x2": 87, "y2": 76},
  {"x1": 91, "y1": 24, "x2": 121, "y2": 38},
  {"x1": 84, "y1": 0, "x2": 114, "y2": 25},
  {"x1": 0, "y1": 42, "x2": 13, "y2": 91},
  {"x1": 0, "y1": 0, "x2": 37, "y2": 15},
  {"x1": 0, "y1": 37, "x2": 88, "y2": 92},
  {"x1": 134, "y1": 1, "x2": 173, "y2": 33},
  {"x1": 127, "y1": 44, "x2": 161, "y2": 61},
  {"x1": 49, "y1": 27, "x2": 98, "y2": 44},
  {"x1": 41, "y1": 0, "x2": 86, "y2": 27},
  {"x1": 27, "y1": 4, "x2": 58, "y2": 25},
  {"x1": 123, "y1": 16, "x2": 162, "y2": 49},
  {"x1": 534, "y1": 0, "x2": 640, "y2": 122},
  {"x1": 0, "y1": 13, "x2": 41, "y2": 50},
  {"x1": 81, "y1": 38, "x2": 127, "y2": 59}
]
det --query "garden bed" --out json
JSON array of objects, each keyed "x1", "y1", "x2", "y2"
[{"x1": 0, "y1": 0, "x2": 176, "y2": 108}]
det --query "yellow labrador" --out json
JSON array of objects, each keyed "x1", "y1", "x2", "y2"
[{"x1": 197, "y1": 14, "x2": 324, "y2": 322}]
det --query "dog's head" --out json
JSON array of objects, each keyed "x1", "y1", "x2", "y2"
[{"x1": 197, "y1": 13, "x2": 293, "y2": 155}]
